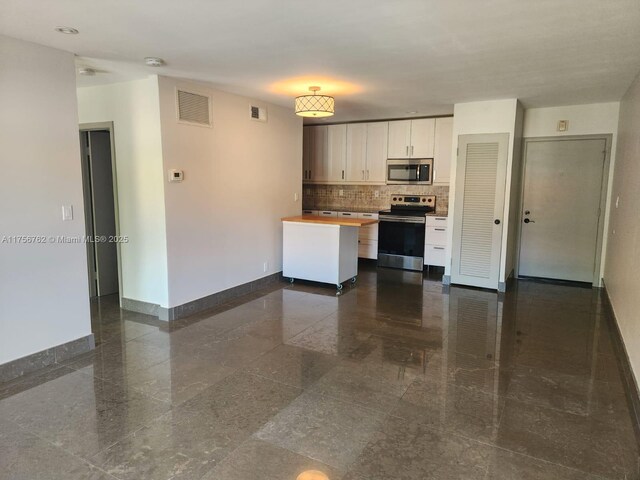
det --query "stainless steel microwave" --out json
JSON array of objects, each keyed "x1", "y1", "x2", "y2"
[{"x1": 386, "y1": 159, "x2": 433, "y2": 185}]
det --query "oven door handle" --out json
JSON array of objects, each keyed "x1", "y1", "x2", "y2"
[{"x1": 379, "y1": 215, "x2": 426, "y2": 224}]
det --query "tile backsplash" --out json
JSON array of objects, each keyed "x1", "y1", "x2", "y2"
[{"x1": 303, "y1": 184, "x2": 449, "y2": 215}]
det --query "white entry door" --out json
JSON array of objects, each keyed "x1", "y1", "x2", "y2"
[
  {"x1": 519, "y1": 138, "x2": 606, "y2": 283},
  {"x1": 451, "y1": 134, "x2": 509, "y2": 289}
]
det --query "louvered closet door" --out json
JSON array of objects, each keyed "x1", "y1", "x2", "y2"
[{"x1": 451, "y1": 134, "x2": 509, "y2": 289}]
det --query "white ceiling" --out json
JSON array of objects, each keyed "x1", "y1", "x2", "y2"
[{"x1": 2, "y1": 0, "x2": 640, "y2": 123}]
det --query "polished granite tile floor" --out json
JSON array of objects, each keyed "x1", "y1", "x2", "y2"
[{"x1": 1, "y1": 264, "x2": 638, "y2": 479}]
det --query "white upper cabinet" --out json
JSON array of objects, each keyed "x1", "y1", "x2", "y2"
[
  {"x1": 302, "y1": 126, "x2": 312, "y2": 181},
  {"x1": 345, "y1": 122, "x2": 388, "y2": 183},
  {"x1": 327, "y1": 124, "x2": 347, "y2": 183},
  {"x1": 433, "y1": 117, "x2": 453, "y2": 185},
  {"x1": 365, "y1": 122, "x2": 388, "y2": 183},
  {"x1": 387, "y1": 119, "x2": 435, "y2": 159},
  {"x1": 387, "y1": 120, "x2": 412, "y2": 158},
  {"x1": 346, "y1": 123, "x2": 367, "y2": 182},
  {"x1": 309, "y1": 125, "x2": 328, "y2": 182},
  {"x1": 410, "y1": 118, "x2": 436, "y2": 158}
]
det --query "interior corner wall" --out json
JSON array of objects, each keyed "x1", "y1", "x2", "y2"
[
  {"x1": 76, "y1": 77, "x2": 169, "y2": 307},
  {"x1": 0, "y1": 36, "x2": 91, "y2": 364},
  {"x1": 156, "y1": 76, "x2": 302, "y2": 308},
  {"x1": 444, "y1": 99, "x2": 518, "y2": 285},
  {"x1": 604, "y1": 71, "x2": 640, "y2": 387},
  {"x1": 522, "y1": 102, "x2": 620, "y2": 282},
  {"x1": 504, "y1": 101, "x2": 525, "y2": 281}
]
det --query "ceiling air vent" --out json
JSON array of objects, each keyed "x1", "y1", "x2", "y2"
[
  {"x1": 250, "y1": 105, "x2": 267, "y2": 122},
  {"x1": 177, "y1": 89, "x2": 211, "y2": 127}
]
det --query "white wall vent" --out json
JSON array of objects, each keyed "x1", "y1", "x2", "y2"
[
  {"x1": 176, "y1": 89, "x2": 211, "y2": 127},
  {"x1": 250, "y1": 105, "x2": 267, "y2": 122}
]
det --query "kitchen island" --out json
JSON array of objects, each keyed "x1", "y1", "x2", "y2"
[{"x1": 281, "y1": 215, "x2": 378, "y2": 290}]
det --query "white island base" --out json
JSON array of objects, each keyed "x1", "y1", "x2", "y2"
[{"x1": 282, "y1": 220, "x2": 360, "y2": 290}]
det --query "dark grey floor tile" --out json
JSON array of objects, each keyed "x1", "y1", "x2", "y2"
[
  {"x1": 91, "y1": 372, "x2": 302, "y2": 480},
  {"x1": 485, "y1": 448, "x2": 605, "y2": 480},
  {"x1": 0, "y1": 418, "x2": 116, "y2": 480},
  {"x1": 306, "y1": 359, "x2": 414, "y2": 413},
  {"x1": 286, "y1": 313, "x2": 373, "y2": 359},
  {"x1": 243, "y1": 344, "x2": 338, "y2": 389},
  {"x1": 344, "y1": 415, "x2": 492, "y2": 480},
  {"x1": 201, "y1": 438, "x2": 341, "y2": 480},
  {"x1": 0, "y1": 369, "x2": 170, "y2": 458},
  {"x1": 124, "y1": 353, "x2": 236, "y2": 406},
  {"x1": 179, "y1": 372, "x2": 302, "y2": 432},
  {"x1": 254, "y1": 391, "x2": 387, "y2": 470},
  {"x1": 393, "y1": 378, "x2": 504, "y2": 443},
  {"x1": 496, "y1": 398, "x2": 639, "y2": 479},
  {"x1": 0, "y1": 364, "x2": 76, "y2": 401}
]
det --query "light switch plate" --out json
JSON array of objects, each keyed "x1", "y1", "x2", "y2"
[
  {"x1": 557, "y1": 120, "x2": 568, "y2": 132},
  {"x1": 62, "y1": 205, "x2": 73, "y2": 221}
]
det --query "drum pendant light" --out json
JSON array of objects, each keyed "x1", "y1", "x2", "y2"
[{"x1": 295, "y1": 86, "x2": 335, "y2": 117}]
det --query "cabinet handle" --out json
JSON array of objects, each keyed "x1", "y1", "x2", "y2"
[
  {"x1": 342, "y1": 170, "x2": 345, "y2": 180},
  {"x1": 406, "y1": 146, "x2": 409, "y2": 156},
  {"x1": 366, "y1": 170, "x2": 369, "y2": 180},
  {"x1": 434, "y1": 228, "x2": 445, "y2": 231},
  {"x1": 309, "y1": 170, "x2": 312, "y2": 179},
  {"x1": 434, "y1": 247, "x2": 445, "y2": 250},
  {"x1": 362, "y1": 170, "x2": 365, "y2": 180},
  {"x1": 411, "y1": 145, "x2": 414, "y2": 156}
]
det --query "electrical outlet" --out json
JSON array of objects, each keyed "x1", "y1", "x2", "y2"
[
  {"x1": 294, "y1": 192, "x2": 299, "y2": 202},
  {"x1": 374, "y1": 191, "x2": 380, "y2": 198},
  {"x1": 263, "y1": 261, "x2": 268, "y2": 272}
]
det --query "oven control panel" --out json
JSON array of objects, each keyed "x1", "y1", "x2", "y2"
[{"x1": 390, "y1": 194, "x2": 436, "y2": 207}]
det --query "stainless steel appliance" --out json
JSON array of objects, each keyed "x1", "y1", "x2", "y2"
[
  {"x1": 386, "y1": 158, "x2": 433, "y2": 185},
  {"x1": 378, "y1": 194, "x2": 436, "y2": 271}
]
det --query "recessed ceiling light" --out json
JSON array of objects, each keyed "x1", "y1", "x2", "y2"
[
  {"x1": 78, "y1": 67, "x2": 96, "y2": 76},
  {"x1": 144, "y1": 57, "x2": 165, "y2": 67},
  {"x1": 54, "y1": 26, "x2": 79, "y2": 35}
]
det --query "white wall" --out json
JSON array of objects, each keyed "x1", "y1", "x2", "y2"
[
  {"x1": 0, "y1": 36, "x2": 91, "y2": 364},
  {"x1": 445, "y1": 99, "x2": 519, "y2": 286},
  {"x1": 77, "y1": 77, "x2": 169, "y2": 307},
  {"x1": 604, "y1": 72, "x2": 640, "y2": 386},
  {"x1": 523, "y1": 103, "x2": 619, "y2": 283},
  {"x1": 157, "y1": 76, "x2": 302, "y2": 307}
]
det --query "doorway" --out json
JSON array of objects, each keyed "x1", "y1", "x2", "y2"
[
  {"x1": 79, "y1": 123, "x2": 121, "y2": 299},
  {"x1": 518, "y1": 136, "x2": 610, "y2": 285}
]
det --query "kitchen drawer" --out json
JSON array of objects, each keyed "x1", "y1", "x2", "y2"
[
  {"x1": 424, "y1": 244, "x2": 446, "y2": 267},
  {"x1": 426, "y1": 225, "x2": 447, "y2": 245},
  {"x1": 358, "y1": 213, "x2": 379, "y2": 240},
  {"x1": 338, "y1": 211, "x2": 358, "y2": 218},
  {"x1": 318, "y1": 210, "x2": 337, "y2": 217},
  {"x1": 359, "y1": 225, "x2": 378, "y2": 241},
  {"x1": 426, "y1": 216, "x2": 448, "y2": 227},
  {"x1": 302, "y1": 210, "x2": 319, "y2": 216},
  {"x1": 358, "y1": 239, "x2": 378, "y2": 260}
]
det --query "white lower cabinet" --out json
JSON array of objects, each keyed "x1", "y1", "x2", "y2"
[
  {"x1": 425, "y1": 216, "x2": 448, "y2": 267},
  {"x1": 357, "y1": 212, "x2": 378, "y2": 259}
]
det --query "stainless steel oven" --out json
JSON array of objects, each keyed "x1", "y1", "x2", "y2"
[
  {"x1": 386, "y1": 159, "x2": 433, "y2": 185},
  {"x1": 378, "y1": 195, "x2": 435, "y2": 271}
]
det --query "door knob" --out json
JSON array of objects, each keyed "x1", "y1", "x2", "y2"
[
  {"x1": 494, "y1": 219, "x2": 501, "y2": 225},
  {"x1": 524, "y1": 218, "x2": 535, "y2": 224}
]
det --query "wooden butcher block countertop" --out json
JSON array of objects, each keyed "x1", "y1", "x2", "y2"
[{"x1": 281, "y1": 215, "x2": 378, "y2": 227}]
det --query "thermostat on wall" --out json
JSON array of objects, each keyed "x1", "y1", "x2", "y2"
[{"x1": 168, "y1": 169, "x2": 184, "y2": 182}]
